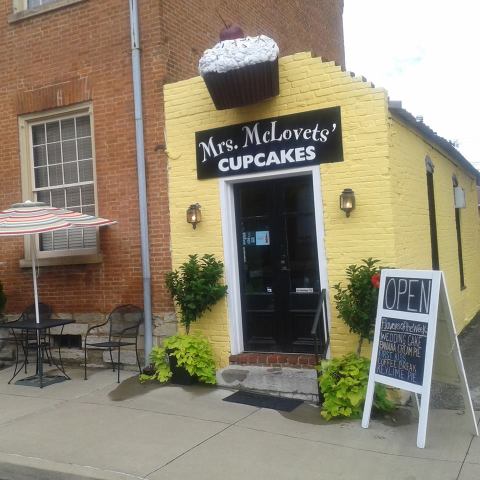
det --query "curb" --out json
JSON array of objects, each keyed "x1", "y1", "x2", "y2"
[{"x1": 0, "y1": 454, "x2": 140, "y2": 480}]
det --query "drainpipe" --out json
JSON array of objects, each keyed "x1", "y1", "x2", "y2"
[{"x1": 129, "y1": 0, "x2": 153, "y2": 365}]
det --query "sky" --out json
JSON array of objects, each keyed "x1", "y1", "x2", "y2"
[{"x1": 343, "y1": 0, "x2": 479, "y2": 169}]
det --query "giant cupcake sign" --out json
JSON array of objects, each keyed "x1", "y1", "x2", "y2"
[
  {"x1": 195, "y1": 107, "x2": 343, "y2": 179},
  {"x1": 198, "y1": 24, "x2": 279, "y2": 110}
]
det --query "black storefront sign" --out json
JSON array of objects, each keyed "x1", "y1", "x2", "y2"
[{"x1": 195, "y1": 107, "x2": 343, "y2": 180}]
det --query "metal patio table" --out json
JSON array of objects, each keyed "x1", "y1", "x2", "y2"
[
  {"x1": 0, "y1": 200, "x2": 115, "y2": 386},
  {"x1": 0, "y1": 317, "x2": 75, "y2": 388}
]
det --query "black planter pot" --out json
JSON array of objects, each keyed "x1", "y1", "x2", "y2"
[{"x1": 168, "y1": 353, "x2": 197, "y2": 385}]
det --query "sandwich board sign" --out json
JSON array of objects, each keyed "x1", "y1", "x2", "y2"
[{"x1": 362, "y1": 269, "x2": 478, "y2": 448}]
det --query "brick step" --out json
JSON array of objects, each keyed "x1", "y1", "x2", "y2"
[{"x1": 229, "y1": 352, "x2": 318, "y2": 369}]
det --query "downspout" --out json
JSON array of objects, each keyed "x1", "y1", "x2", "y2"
[{"x1": 129, "y1": 0, "x2": 153, "y2": 365}]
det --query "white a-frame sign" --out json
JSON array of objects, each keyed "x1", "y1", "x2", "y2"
[{"x1": 362, "y1": 269, "x2": 478, "y2": 448}]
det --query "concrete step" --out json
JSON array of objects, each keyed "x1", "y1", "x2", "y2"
[{"x1": 216, "y1": 365, "x2": 320, "y2": 402}]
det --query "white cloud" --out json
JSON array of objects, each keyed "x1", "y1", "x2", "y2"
[{"x1": 343, "y1": 0, "x2": 480, "y2": 168}]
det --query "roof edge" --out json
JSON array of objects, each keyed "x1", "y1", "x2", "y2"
[{"x1": 389, "y1": 101, "x2": 480, "y2": 184}]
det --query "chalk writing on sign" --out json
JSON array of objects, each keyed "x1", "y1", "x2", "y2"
[
  {"x1": 375, "y1": 317, "x2": 428, "y2": 386},
  {"x1": 383, "y1": 277, "x2": 432, "y2": 314}
]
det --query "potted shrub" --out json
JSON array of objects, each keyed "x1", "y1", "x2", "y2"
[
  {"x1": 317, "y1": 353, "x2": 394, "y2": 420},
  {"x1": 161, "y1": 253, "x2": 227, "y2": 383},
  {"x1": 165, "y1": 253, "x2": 228, "y2": 334},
  {"x1": 333, "y1": 258, "x2": 384, "y2": 355},
  {"x1": 140, "y1": 334, "x2": 217, "y2": 385},
  {"x1": 322, "y1": 258, "x2": 396, "y2": 420}
]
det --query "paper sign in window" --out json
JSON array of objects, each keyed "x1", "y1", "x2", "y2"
[{"x1": 255, "y1": 231, "x2": 270, "y2": 246}]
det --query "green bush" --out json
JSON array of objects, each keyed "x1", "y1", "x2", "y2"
[
  {"x1": 317, "y1": 353, "x2": 394, "y2": 421},
  {"x1": 0, "y1": 281, "x2": 6, "y2": 314},
  {"x1": 333, "y1": 258, "x2": 384, "y2": 355},
  {"x1": 140, "y1": 334, "x2": 217, "y2": 385},
  {"x1": 166, "y1": 254, "x2": 228, "y2": 334}
]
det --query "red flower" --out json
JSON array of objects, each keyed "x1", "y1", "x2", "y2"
[{"x1": 371, "y1": 273, "x2": 380, "y2": 289}]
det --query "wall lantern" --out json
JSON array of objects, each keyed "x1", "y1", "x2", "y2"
[
  {"x1": 186, "y1": 203, "x2": 202, "y2": 229},
  {"x1": 339, "y1": 188, "x2": 355, "y2": 217}
]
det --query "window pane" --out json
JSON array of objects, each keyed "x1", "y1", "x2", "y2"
[
  {"x1": 81, "y1": 184, "x2": 95, "y2": 206},
  {"x1": 51, "y1": 188, "x2": 65, "y2": 208},
  {"x1": 66, "y1": 186, "x2": 81, "y2": 208},
  {"x1": 83, "y1": 205, "x2": 95, "y2": 216},
  {"x1": 77, "y1": 138, "x2": 92, "y2": 160},
  {"x1": 47, "y1": 143, "x2": 62, "y2": 165},
  {"x1": 63, "y1": 161, "x2": 79, "y2": 184},
  {"x1": 48, "y1": 164, "x2": 63, "y2": 186},
  {"x1": 76, "y1": 116, "x2": 91, "y2": 137},
  {"x1": 79, "y1": 159, "x2": 93, "y2": 182},
  {"x1": 34, "y1": 167, "x2": 48, "y2": 188},
  {"x1": 39, "y1": 232, "x2": 53, "y2": 251},
  {"x1": 27, "y1": 0, "x2": 59, "y2": 10},
  {"x1": 83, "y1": 228, "x2": 97, "y2": 247},
  {"x1": 32, "y1": 125, "x2": 45, "y2": 145},
  {"x1": 61, "y1": 119, "x2": 75, "y2": 140},
  {"x1": 37, "y1": 190, "x2": 50, "y2": 204},
  {"x1": 62, "y1": 140, "x2": 76, "y2": 162},
  {"x1": 68, "y1": 230, "x2": 84, "y2": 249},
  {"x1": 53, "y1": 230, "x2": 68, "y2": 250},
  {"x1": 27, "y1": 0, "x2": 42, "y2": 9},
  {"x1": 33, "y1": 145, "x2": 47, "y2": 167},
  {"x1": 46, "y1": 121, "x2": 60, "y2": 143}
]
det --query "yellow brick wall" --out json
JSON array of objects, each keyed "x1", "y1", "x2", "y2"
[
  {"x1": 389, "y1": 118, "x2": 480, "y2": 332},
  {"x1": 164, "y1": 52, "x2": 397, "y2": 366},
  {"x1": 164, "y1": 52, "x2": 480, "y2": 367}
]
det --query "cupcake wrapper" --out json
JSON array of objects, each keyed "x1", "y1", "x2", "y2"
[{"x1": 202, "y1": 58, "x2": 279, "y2": 110}]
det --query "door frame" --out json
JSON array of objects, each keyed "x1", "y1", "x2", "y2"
[{"x1": 220, "y1": 165, "x2": 330, "y2": 356}]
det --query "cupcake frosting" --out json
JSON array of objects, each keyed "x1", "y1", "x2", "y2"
[{"x1": 199, "y1": 35, "x2": 279, "y2": 75}]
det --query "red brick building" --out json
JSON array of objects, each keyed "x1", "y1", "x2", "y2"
[{"x1": 0, "y1": 0, "x2": 345, "y2": 359}]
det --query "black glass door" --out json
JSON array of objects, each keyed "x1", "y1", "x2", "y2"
[{"x1": 234, "y1": 175, "x2": 322, "y2": 353}]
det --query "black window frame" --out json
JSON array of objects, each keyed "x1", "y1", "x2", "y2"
[
  {"x1": 425, "y1": 157, "x2": 439, "y2": 270},
  {"x1": 452, "y1": 175, "x2": 466, "y2": 289}
]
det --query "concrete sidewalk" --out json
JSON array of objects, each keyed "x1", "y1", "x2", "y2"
[{"x1": 0, "y1": 366, "x2": 478, "y2": 480}]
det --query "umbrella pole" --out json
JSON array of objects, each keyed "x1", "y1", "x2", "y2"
[
  {"x1": 31, "y1": 239, "x2": 40, "y2": 325},
  {"x1": 31, "y1": 238, "x2": 43, "y2": 386}
]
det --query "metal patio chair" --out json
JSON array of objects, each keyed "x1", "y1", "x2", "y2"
[{"x1": 84, "y1": 304, "x2": 143, "y2": 383}]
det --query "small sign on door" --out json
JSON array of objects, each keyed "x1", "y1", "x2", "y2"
[
  {"x1": 255, "y1": 231, "x2": 270, "y2": 246},
  {"x1": 242, "y1": 232, "x2": 256, "y2": 246},
  {"x1": 243, "y1": 231, "x2": 270, "y2": 246}
]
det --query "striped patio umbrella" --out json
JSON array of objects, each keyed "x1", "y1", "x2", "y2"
[{"x1": 0, "y1": 200, "x2": 116, "y2": 324}]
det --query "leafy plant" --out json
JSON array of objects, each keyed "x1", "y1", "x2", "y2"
[
  {"x1": 333, "y1": 258, "x2": 384, "y2": 355},
  {"x1": 0, "y1": 281, "x2": 6, "y2": 314},
  {"x1": 139, "y1": 334, "x2": 217, "y2": 385},
  {"x1": 165, "y1": 254, "x2": 228, "y2": 334},
  {"x1": 317, "y1": 353, "x2": 394, "y2": 421},
  {"x1": 139, "y1": 346, "x2": 172, "y2": 383}
]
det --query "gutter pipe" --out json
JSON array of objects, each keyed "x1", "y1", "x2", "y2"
[{"x1": 129, "y1": 0, "x2": 153, "y2": 365}]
